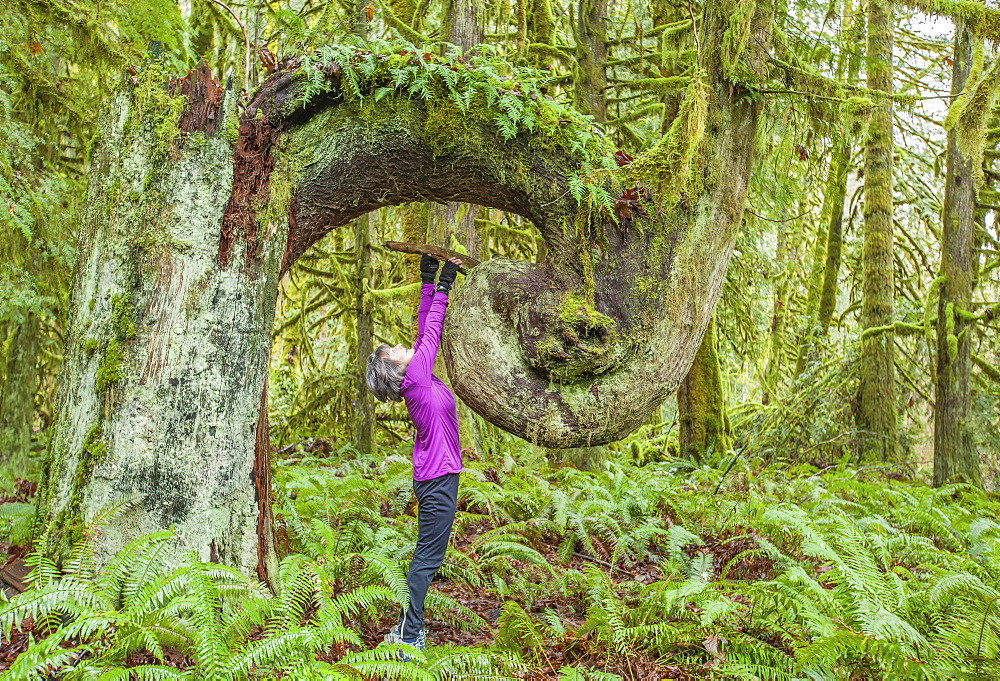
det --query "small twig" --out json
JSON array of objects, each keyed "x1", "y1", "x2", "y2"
[
  {"x1": 746, "y1": 207, "x2": 811, "y2": 223},
  {"x1": 572, "y1": 552, "x2": 635, "y2": 577},
  {"x1": 686, "y1": 0, "x2": 701, "y2": 64}
]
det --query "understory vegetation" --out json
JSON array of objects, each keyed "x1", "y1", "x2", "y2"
[{"x1": 1, "y1": 442, "x2": 998, "y2": 678}]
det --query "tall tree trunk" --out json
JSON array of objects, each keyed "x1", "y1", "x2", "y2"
[
  {"x1": 677, "y1": 317, "x2": 730, "y2": 463},
  {"x1": 444, "y1": 0, "x2": 484, "y2": 49},
  {"x1": 858, "y1": 0, "x2": 898, "y2": 460},
  {"x1": 934, "y1": 20, "x2": 982, "y2": 487},
  {"x1": 352, "y1": 213, "x2": 375, "y2": 455},
  {"x1": 817, "y1": 139, "x2": 850, "y2": 334},
  {"x1": 573, "y1": 0, "x2": 608, "y2": 122},
  {"x1": 794, "y1": 136, "x2": 850, "y2": 376},
  {"x1": 762, "y1": 213, "x2": 791, "y2": 405},
  {"x1": 38, "y1": 67, "x2": 281, "y2": 583},
  {"x1": 796, "y1": 0, "x2": 859, "y2": 373},
  {"x1": 0, "y1": 313, "x2": 40, "y2": 475}
]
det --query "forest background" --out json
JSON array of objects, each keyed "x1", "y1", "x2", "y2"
[{"x1": 0, "y1": 0, "x2": 999, "y2": 678}]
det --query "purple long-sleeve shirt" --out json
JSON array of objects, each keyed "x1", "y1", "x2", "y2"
[{"x1": 400, "y1": 284, "x2": 463, "y2": 481}]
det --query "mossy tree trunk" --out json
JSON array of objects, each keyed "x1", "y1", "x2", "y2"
[
  {"x1": 352, "y1": 213, "x2": 376, "y2": 455},
  {"x1": 677, "y1": 317, "x2": 730, "y2": 463},
  {"x1": 0, "y1": 313, "x2": 40, "y2": 474},
  {"x1": 573, "y1": 0, "x2": 608, "y2": 122},
  {"x1": 934, "y1": 19, "x2": 982, "y2": 487},
  {"x1": 817, "y1": 138, "x2": 850, "y2": 334},
  {"x1": 762, "y1": 212, "x2": 791, "y2": 405},
  {"x1": 43, "y1": 0, "x2": 771, "y2": 578},
  {"x1": 38, "y1": 68, "x2": 282, "y2": 586},
  {"x1": 795, "y1": 134, "x2": 850, "y2": 376},
  {"x1": 858, "y1": 0, "x2": 899, "y2": 460},
  {"x1": 795, "y1": 0, "x2": 859, "y2": 374}
]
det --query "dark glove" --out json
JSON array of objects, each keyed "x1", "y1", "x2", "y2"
[
  {"x1": 436, "y1": 260, "x2": 461, "y2": 293},
  {"x1": 420, "y1": 254, "x2": 439, "y2": 285}
]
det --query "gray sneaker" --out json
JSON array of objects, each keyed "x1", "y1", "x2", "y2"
[{"x1": 384, "y1": 624, "x2": 425, "y2": 662}]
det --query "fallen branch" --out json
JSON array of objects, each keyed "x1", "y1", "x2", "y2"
[
  {"x1": 383, "y1": 241, "x2": 481, "y2": 275},
  {"x1": 572, "y1": 551, "x2": 635, "y2": 577}
]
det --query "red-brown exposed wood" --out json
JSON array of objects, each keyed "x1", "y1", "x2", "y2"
[
  {"x1": 253, "y1": 376, "x2": 275, "y2": 590},
  {"x1": 219, "y1": 114, "x2": 278, "y2": 270},
  {"x1": 168, "y1": 62, "x2": 224, "y2": 137}
]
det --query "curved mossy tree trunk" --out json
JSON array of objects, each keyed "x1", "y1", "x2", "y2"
[
  {"x1": 42, "y1": 1, "x2": 771, "y2": 580},
  {"x1": 934, "y1": 19, "x2": 982, "y2": 487}
]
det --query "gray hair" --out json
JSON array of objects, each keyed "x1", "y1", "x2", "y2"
[{"x1": 366, "y1": 344, "x2": 407, "y2": 402}]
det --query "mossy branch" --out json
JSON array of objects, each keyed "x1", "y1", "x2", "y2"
[
  {"x1": 901, "y1": 0, "x2": 1000, "y2": 42},
  {"x1": 375, "y1": 0, "x2": 429, "y2": 45},
  {"x1": 860, "y1": 321, "x2": 926, "y2": 339},
  {"x1": 972, "y1": 353, "x2": 1000, "y2": 382},
  {"x1": 527, "y1": 43, "x2": 574, "y2": 62},
  {"x1": 627, "y1": 77, "x2": 692, "y2": 91},
  {"x1": 606, "y1": 103, "x2": 666, "y2": 126}
]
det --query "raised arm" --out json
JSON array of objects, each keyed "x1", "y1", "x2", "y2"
[
  {"x1": 414, "y1": 255, "x2": 439, "y2": 348},
  {"x1": 406, "y1": 258, "x2": 462, "y2": 385},
  {"x1": 414, "y1": 284, "x2": 436, "y2": 349},
  {"x1": 406, "y1": 293, "x2": 448, "y2": 385}
]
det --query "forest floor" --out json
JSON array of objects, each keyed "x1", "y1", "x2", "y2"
[{"x1": 0, "y1": 439, "x2": 997, "y2": 679}]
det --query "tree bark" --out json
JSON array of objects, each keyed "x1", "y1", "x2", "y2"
[
  {"x1": 43, "y1": 2, "x2": 770, "y2": 577},
  {"x1": 0, "y1": 313, "x2": 40, "y2": 475},
  {"x1": 352, "y1": 213, "x2": 375, "y2": 455},
  {"x1": 677, "y1": 317, "x2": 730, "y2": 463},
  {"x1": 934, "y1": 19, "x2": 982, "y2": 487},
  {"x1": 859, "y1": 0, "x2": 898, "y2": 460},
  {"x1": 573, "y1": 0, "x2": 608, "y2": 122},
  {"x1": 39, "y1": 72, "x2": 281, "y2": 582}
]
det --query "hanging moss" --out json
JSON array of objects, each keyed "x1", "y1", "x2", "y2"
[{"x1": 626, "y1": 70, "x2": 709, "y2": 203}]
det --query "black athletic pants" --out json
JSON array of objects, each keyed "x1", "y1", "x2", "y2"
[{"x1": 399, "y1": 472, "x2": 459, "y2": 641}]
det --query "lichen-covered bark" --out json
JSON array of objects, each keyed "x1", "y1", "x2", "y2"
[
  {"x1": 40, "y1": 70, "x2": 281, "y2": 585},
  {"x1": 859, "y1": 0, "x2": 899, "y2": 460},
  {"x1": 935, "y1": 19, "x2": 982, "y2": 487}
]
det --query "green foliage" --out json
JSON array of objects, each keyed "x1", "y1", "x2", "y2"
[{"x1": 6, "y1": 437, "x2": 1000, "y2": 677}]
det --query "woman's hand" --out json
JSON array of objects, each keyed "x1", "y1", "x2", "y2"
[
  {"x1": 437, "y1": 257, "x2": 463, "y2": 293},
  {"x1": 420, "y1": 254, "x2": 439, "y2": 285}
]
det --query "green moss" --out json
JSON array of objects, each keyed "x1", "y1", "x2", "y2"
[
  {"x1": 83, "y1": 339, "x2": 99, "y2": 353},
  {"x1": 424, "y1": 99, "x2": 466, "y2": 156},
  {"x1": 96, "y1": 339, "x2": 124, "y2": 394},
  {"x1": 558, "y1": 293, "x2": 614, "y2": 330},
  {"x1": 111, "y1": 294, "x2": 137, "y2": 340},
  {"x1": 223, "y1": 113, "x2": 240, "y2": 145},
  {"x1": 94, "y1": 294, "x2": 136, "y2": 394}
]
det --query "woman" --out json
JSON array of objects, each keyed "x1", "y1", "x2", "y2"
[{"x1": 365, "y1": 254, "x2": 464, "y2": 655}]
